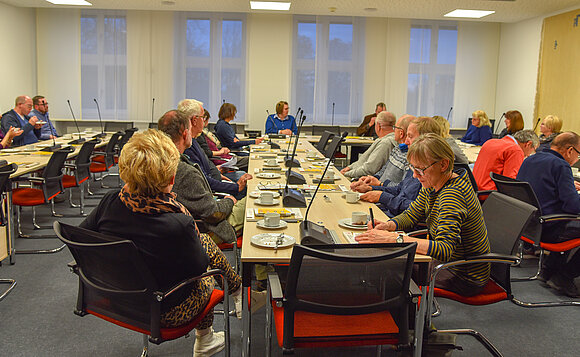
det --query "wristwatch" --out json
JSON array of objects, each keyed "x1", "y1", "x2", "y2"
[{"x1": 396, "y1": 233, "x2": 404, "y2": 243}]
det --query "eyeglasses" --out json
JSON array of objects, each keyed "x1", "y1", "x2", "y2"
[
  {"x1": 409, "y1": 161, "x2": 439, "y2": 176},
  {"x1": 569, "y1": 146, "x2": 580, "y2": 159},
  {"x1": 39, "y1": 102, "x2": 48, "y2": 106},
  {"x1": 392, "y1": 125, "x2": 403, "y2": 130}
]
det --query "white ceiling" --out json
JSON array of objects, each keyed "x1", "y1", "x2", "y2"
[{"x1": 2, "y1": 0, "x2": 580, "y2": 23}]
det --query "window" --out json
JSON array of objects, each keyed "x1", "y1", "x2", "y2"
[
  {"x1": 176, "y1": 13, "x2": 246, "y2": 122},
  {"x1": 81, "y1": 10, "x2": 127, "y2": 120},
  {"x1": 292, "y1": 16, "x2": 365, "y2": 126},
  {"x1": 406, "y1": 22, "x2": 457, "y2": 123}
]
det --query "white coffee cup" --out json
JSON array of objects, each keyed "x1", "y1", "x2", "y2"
[
  {"x1": 85, "y1": 127, "x2": 93, "y2": 132},
  {"x1": 264, "y1": 212, "x2": 281, "y2": 227},
  {"x1": 572, "y1": 167, "x2": 579, "y2": 175},
  {"x1": 346, "y1": 191, "x2": 360, "y2": 203},
  {"x1": 63, "y1": 134, "x2": 73, "y2": 140},
  {"x1": 259, "y1": 191, "x2": 274, "y2": 204},
  {"x1": 307, "y1": 151, "x2": 317, "y2": 158},
  {"x1": 351, "y1": 211, "x2": 368, "y2": 225},
  {"x1": 324, "y1": 170, "x2": 335, "y2": 179},
  {"x1": 266, "y1": 159, "x2": 277, "y2": 166}
]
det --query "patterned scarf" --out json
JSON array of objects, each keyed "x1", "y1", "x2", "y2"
[{"x1": 118, "y1": 185, "x2": 191, "y2": 217}]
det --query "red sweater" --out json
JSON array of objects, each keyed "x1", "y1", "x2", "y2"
[{"x1": 473, "y1": 136, "x2": 524, "y2": 191}]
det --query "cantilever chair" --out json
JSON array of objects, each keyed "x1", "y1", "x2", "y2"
[
  {"x1": 423, "y1": 192, "x2": 538, "y2": 356},
  {"x1": 89, "y1": 131, "x2": 123, "y2": 193},
  {"x1": 490, "y1": 172, "x2": 580, "y2": 306},
  {"x1": 0, "y1": 163, "x2": 18, "y2": 300},
  {"x1": 323, "y1": 134, "x2": 346, "y2": 159},
  {"x1": 54, "y1": 221, "x2": 231, "y2": 357},
  {"x1": 62, "y1": 139, "x2": 100, "y2": 216},
  {"x1": 314, "y1": 131, "x2": 335, "y2": 154},
  {"x1": 11, "y1": 147, "x2": 74, "y2": 253},
  {"x1": 266, "y1": 243, "x2": 421, "y2": 356}
]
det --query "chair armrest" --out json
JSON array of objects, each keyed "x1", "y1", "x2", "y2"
[
  {"x1": 67, "y1": 260, "x2": 78, "y2": 273},
  {"x1": 158, "y1": 269, "x2": 226, "y2": 302},
  {"x1": 12, "y1": 176, "x2": 45, "y2": 184},
  {"x1": 267, "y1": 272, "x2": 284, "y2": 302},
  {"x1": 539, "y1": 213, "x2": 580, "y2": 223},
  {"x1": 409, "y1": 279, "x2": 422, "y2": 298},
  {"x1": 432, "y1": 253, "x2": 518, "y2": 276},
  {"x1": 407, "y1": 229, "x2": 428, "y2": 238},
  {"x1": 477, "y1": 189, "x2": 495, "y2": 197}
]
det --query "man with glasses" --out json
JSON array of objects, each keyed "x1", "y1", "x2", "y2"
[
  {"x1": 1, "y1": 95, "x2": 43, "y2": 146},
  {"x1": 473, "y1": 129, "x2": 539, "y2": 191},
  {"x1": 340, "y1": 111, "x2": 397, "y2": 179},
  {"x1": 31, "y1": 95, "x2": 58, "y2": 140},
  {"x1": 516, "y1": 132, "x2": 580, "y2": 297}
]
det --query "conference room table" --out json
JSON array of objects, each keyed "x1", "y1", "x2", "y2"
[
  {"x1": 0, "y1": 132, "x2": 113, "y2": 265},
  {"x1": 455, "y1": 140, "x2": 481, "y2": 163},
  {"x1": 240, "y1": 138, "x2": 431, "y2": 357}
]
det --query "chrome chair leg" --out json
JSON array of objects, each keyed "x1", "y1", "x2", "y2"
[
  {"x1": 432, "y1": 297, "x2": 441, "y2": 317},
  {"x1": 51, "y1": 200, "x2": 63, "y2": 217},
  {"x1": 79, "y1": 182, "x2": 87, "y2": 216},
  {"x1": 32, "y1": 206, "x2": 41, "y2": 230},
  {"x1": 437, "y1": 328, "x2": 503, "y2": 357},
  {"x1": 68, "y1": 189, "x2": 80, "y2": 208},
  {"x1": 141, "y1": 334, "x2": 148, "y2": 357},
  {"x1": 0, "y1": 278, "x2": 16, "y2": 301},
  {"x1": 512, "y1": 250, "x2": 543, "y2": 282}
]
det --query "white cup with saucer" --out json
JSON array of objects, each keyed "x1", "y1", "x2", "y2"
[
  {"x1": 351, "y1": 211, "x2": 368, "y2": 225},
  {"x1": 259, "y1": 191, "x2": 274, "y2": 205},
  {"x1": 346, "y1": 191, "x2": 360, "y2": 203},
  {"x1": 264, "y1": 212, "x2": 281, "y2": 227},
  {"x1": 324, "y1": 170, "x2": 335, "y2": 180},
  {"x1": 266, "y1": 159, "x2": 277, "y2": 166},
  {"x1": 307, "y1": 151, "x2": 317, "y2": 158},
  {"x1": 572, "y1": 167, "x2": 579, "y2": 176}
]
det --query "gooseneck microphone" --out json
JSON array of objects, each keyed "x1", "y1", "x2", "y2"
[
  {"x1": 447, "y1": 106, "x2": 453, "y2": 120},
  {"x1": 533, "y1": 117, "x2": 542, "y2": 132},
  {"x1": 93, "y1": 98, "x2": 107, "y2": 138},
  {"x1": 40, "y1": 111, "x2": 62, "y2": 152},
  {"x1": 66, "y1": 99, "x2": 86, "y2": 145},
  {"x1": 299, "y1": 131, "x2": 348, "y2": 245},
  {"x1": 151, "y1": 98, "x2": 155, "y2": 124},
  {"x1": 285, "y1": 110, "x2": 305, "y2": 167},
  {"x1": 494, "y1": 113, "x2": 506, "y2": 135},
  {"x1": 281, "y1": 114, "x2": 308, "y2": 207},
  {"x1": 331, "y1": 102, "x2": 335, "y2": 127}
]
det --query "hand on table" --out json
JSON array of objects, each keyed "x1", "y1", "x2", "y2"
[
  {"x1": 279, "y1": 129, "x2": 293, "y2": 135},
  {"x1": 360, "y1": 175, "x2": 381, "y2": 186},
  {"x1": 237, "y1": 173, "x2": 253, "y2": 191},
  {"x1": 255, "y1": 137, "x2": 264, "y2": 145},
  {"x1": 340, "y1": 167, "x2": 351, "y2": 174},
  {"x1": 360, "y1": 191, "x2": 381, "y2": 203},
  {"x1": 355, "y1": 229, "x2": 398, "y2": 244}
]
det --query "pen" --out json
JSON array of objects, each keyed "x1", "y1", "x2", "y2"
[
  {"x1": 369, "y1": 207, "x2": 375, "y2": 228},
  {"x1": 282, "y1": 219, "x2": 301, "y2": 223}
]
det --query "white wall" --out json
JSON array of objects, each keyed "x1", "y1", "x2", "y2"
[
  {"x1": 0, "y1": 2, "x2": 37, "y2": 114},
  {"x1": 454, "y1": 22, "x2": 501, "y2": 129}
]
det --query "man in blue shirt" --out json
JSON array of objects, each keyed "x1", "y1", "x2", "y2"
[
  {"x1": 517, "y1": 132, "x2": 580, "y2": 297},
  {"x1": 31, "y1": 95, "x2": 58, "y2": 140},
  {"x1": 1, "y1": 95, "x2": 43, "y2": 146},
  {"x1": 265, "y1": 101, "x2": 297, "y2": 135}
]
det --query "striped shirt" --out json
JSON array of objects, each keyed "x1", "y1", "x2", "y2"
[
  {"x1": 376, "y1": 144, "x2": 408, "y2": 187},
  {"x1": 391, "y1": 170, "x2": 490, "y2": 287}
]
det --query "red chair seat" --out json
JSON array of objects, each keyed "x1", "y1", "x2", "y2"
[
  {"x1": 93, "y1": 155, "x2": 119, "y2": 164},
  {"x1": 12, "y1": 187, "x2": 48, "y2": 206},
  {"x1": 272, "y1": 303, "x2": 399, "y2": 348},
  {"x1": 434, "y1": 279, "x2": 507, "y2": 305},
  {"x1": 87, "y1": 288, "x2": 224, "y2": 343},
  {"x1": 218, "y1": 236, "x2": 243, "y2": 250},
  {"x1": 90, "y1": 162, "x2": 110, "y2": 173},
  {"x1": 520, "y1": 235, "x2": 580, "y2": 253}
]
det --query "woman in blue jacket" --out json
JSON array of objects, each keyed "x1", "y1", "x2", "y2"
[{"x1": 461, "y1": 110, "x2": 492, "y2": 146}]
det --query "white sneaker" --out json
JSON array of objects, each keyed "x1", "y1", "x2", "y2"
[
  {"x1": 233, "y1": 289, "x2": 268, "y2": 320},
  {"x1": 193, "y1": 328, "x2": 225, "y2": 357}
]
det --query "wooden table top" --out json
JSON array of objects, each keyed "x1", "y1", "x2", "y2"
[{"x1": 241, "y1": 138, "x2": 431, "y2": 264}]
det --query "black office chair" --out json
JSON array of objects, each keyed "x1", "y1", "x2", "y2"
[
  {"x1": 311, "y1": 124, "x2": 341, "y2": 136},
  {"x1": 54, "y1": 221, "x2": 231, "y2": 357},
  {"x1": 62, "y1": 139, "x2": 100, "y2": 216},
  {"x1": 453, "y1": 163, "x2": 494, "y2": 201},
  {"x1": 266, "y1": 243, "x2": 420, "y2": 356},
  {"x1": 148, "y1": 122, "x2": 158, "y2": 129},
  {"x1": 0, "y1": 163, "x2": 18, "y2": 300},
  {"x1": 89, "y1": 131, "x2": 123, "y2": 193},
  {"x1": 323, "y1": 133, "x2": 346, "y2": 159},
  {"x1": 314, "y1": 131, "x2": 335, "y2": 153}
]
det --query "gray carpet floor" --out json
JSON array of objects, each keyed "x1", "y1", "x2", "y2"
[{"x1": 1, "y1": 173, "x2": 580, "y2": 356}]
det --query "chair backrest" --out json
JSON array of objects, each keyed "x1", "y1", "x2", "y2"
[
  {"x1": 314, "y1": 131, "x2": 335, "y2": 153},
  {"x1": 0, "y1": 163, "x2": 18, "y2": 225},
  {"x1": 453, "y1": 163, "x2": 478, "y2": 194},
  {"x1": 323, "y1": 134, "x2": 345, "y2": 159},
  {"x1": 283, "y1": 243, "x2": 417, "y2": 345},
  {"x1": 102, "y1": 131, "x2": 124, "y2": 168},
  {"x1": 117, "y1": 127, "x2": 139, "y2": 151},
  {"x1": 54, "y1": 222, "x2": 158, "y2": 332},
  {"x1": 104, "y1": 121, "x2": 135, "y2": 132},
  {"x1": 73, "y1": 139, "x2": 100, "y2": 183},
  {"x1": 482, "y1": 192, "x2": 537, "y2": 291},
  {"x1": 148, "y1": 122, "x2": 158, "y2": 129},
  {"x1": 42, "y1": 147, "x2": 75, "y2": 201}
]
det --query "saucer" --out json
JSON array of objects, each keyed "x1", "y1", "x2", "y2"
[
  {"x1": 338, "y1": 218, "x2": 368, "y2": 230},
  {"x1": 249, "y1": 191, "x2": 280, "y2": 199},
  {"x1": 255, "y1": 198, "x2": 280, "y2": 206},
  {"x1": 257, "y1": 173, "x2": 281, "y2": 179},
  {"x1": 256, "y1": 219, "x2": 288, "y2": 230},
  {"x1": 251, "y1": 233, "x2": 295, "y2": 249}
]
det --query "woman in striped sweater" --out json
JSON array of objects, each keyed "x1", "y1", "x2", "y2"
[{"x1": 356, "y1": 133, "x2": 490, "y2": 296}]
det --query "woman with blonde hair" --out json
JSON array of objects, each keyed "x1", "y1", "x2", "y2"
[
  {"x1": 80, "y1": 129, "x2": 254, "y2": 356},
  {"x1": 432, "y1": 115, "x2": 469, "y2": 164},
  {"x1": 461, "y1": 110, "x2": 492, "y2": 145},
  {"x1": 538, "y1": 114, "x2": 563, "y2": 151}
]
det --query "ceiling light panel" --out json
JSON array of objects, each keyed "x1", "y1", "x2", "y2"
[
  {"x1": 250, "y1": 1, "x2": 291, "y2": 11},
  {"x1": 444, "y1": 9, "x2": 495, "y2": 18},
  {"x1": 46, "y1": 0, "x2": 92, "y2": 5}
]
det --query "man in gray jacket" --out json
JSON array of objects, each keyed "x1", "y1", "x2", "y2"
[
  {"x1": 158, "y1": 109, "x2": 245, "y2": 244},
  {"x1": 340, "y1": 111, "x2": 397, "y2": 179}
]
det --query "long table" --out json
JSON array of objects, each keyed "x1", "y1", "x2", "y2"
[
  {"x1": 0, "y1": 133, "x2": 112, "y2": 264},
  {"x1": 240, "y1": 138, "x2": 431, "y2": 356}
]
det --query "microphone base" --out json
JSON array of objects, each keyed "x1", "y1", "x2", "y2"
[
  {"x1": 282, "y1": 187, "x2": 307, "y2": 207},
  {"x1": 40, "y1": 144, "x2": 63, "y2": 152},
  {"x1": 68, "y1": 138, "x2": 86, "y2": 145},
  {"x1": 300, "y1": 220, "x2": 335, "y2": 246},
  {"x1": 285, "y1": 157, "x2": 301, "y2": 168},
  {"x1": 287, "y1": 170, "x2": 306, "y2": 185},
  {"x1": 268, "y1": 141, "x2": 281, "y2": 150},
  {"x1": 93, "y1": 132, "x2": 107, "y2": 138}
]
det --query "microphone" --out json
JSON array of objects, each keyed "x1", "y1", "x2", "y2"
[
  {"x1": 66, "y1": 99, "x2": 86, "y2": 145},
  {"x1": 151, "y1": 98, "x2": 155, "y2": 124},
  {"x1": 264, "y1": 110, "x2": 281, "y2": 149},
  {"x1": 299, "y1": 131, "x2": 348, "y2": 245},
  {"x1": 285, "y1": 110, "x2": 305, "y2": 167},
  {"x1": 533, "y1": 117, "x2": 542, "y2": 131},
  {"x1": 447, "y1": 106, "x2": 453, "y2": 120},
  {"x1": 494, "y1": 113, "x2": 506, "y2": 135},
  {"x1": 331, "y1": 102, "x2": 335, "y2": 127},
  {"x1": 93, "y1": 98, "x2": 107, "y2": 138},
  {"x1": 281, "y1": 114, "x2": 308, "y2": 207}
]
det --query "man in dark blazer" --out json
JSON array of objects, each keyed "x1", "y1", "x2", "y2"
[{"x1": 1, "y1": 95, "x2": 43, "y2": 146}]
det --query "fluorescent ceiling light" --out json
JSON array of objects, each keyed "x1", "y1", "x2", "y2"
[
  {"x1": 46, "y1": 0, "x2": 92, "y2": 5},
  {"x1": 250, "y1": 1, "x2": 291, "y2": 11},
  {"x1": 444, "y1": 9, "x2": 495, "y2": 19}
]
